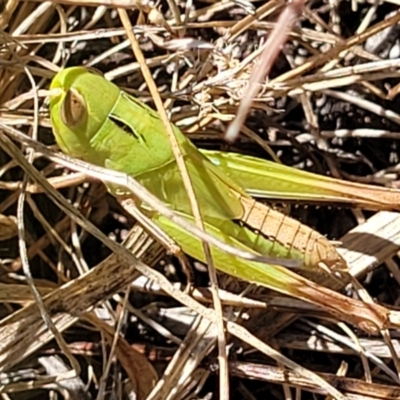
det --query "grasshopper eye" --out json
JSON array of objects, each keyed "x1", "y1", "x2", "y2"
[{"x1": 61, "y1": 88, "x2": 87, "y2": 128}]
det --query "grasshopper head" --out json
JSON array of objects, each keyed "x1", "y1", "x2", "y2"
[{"x1": 49, "y1": 67, "x2": 119, "y2": 161}]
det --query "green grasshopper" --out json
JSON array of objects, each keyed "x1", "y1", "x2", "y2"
[{"x1": 49, "y1": 66, "x2": 400, "y2": 331}]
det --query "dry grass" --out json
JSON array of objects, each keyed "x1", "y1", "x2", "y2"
[{"x1": 0, "y1": 0, "x2": 399, "y2": 399}]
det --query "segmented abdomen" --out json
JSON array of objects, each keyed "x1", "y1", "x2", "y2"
[{"x1": 240, "y1": 197, "x2": 347, "y2": 272}]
